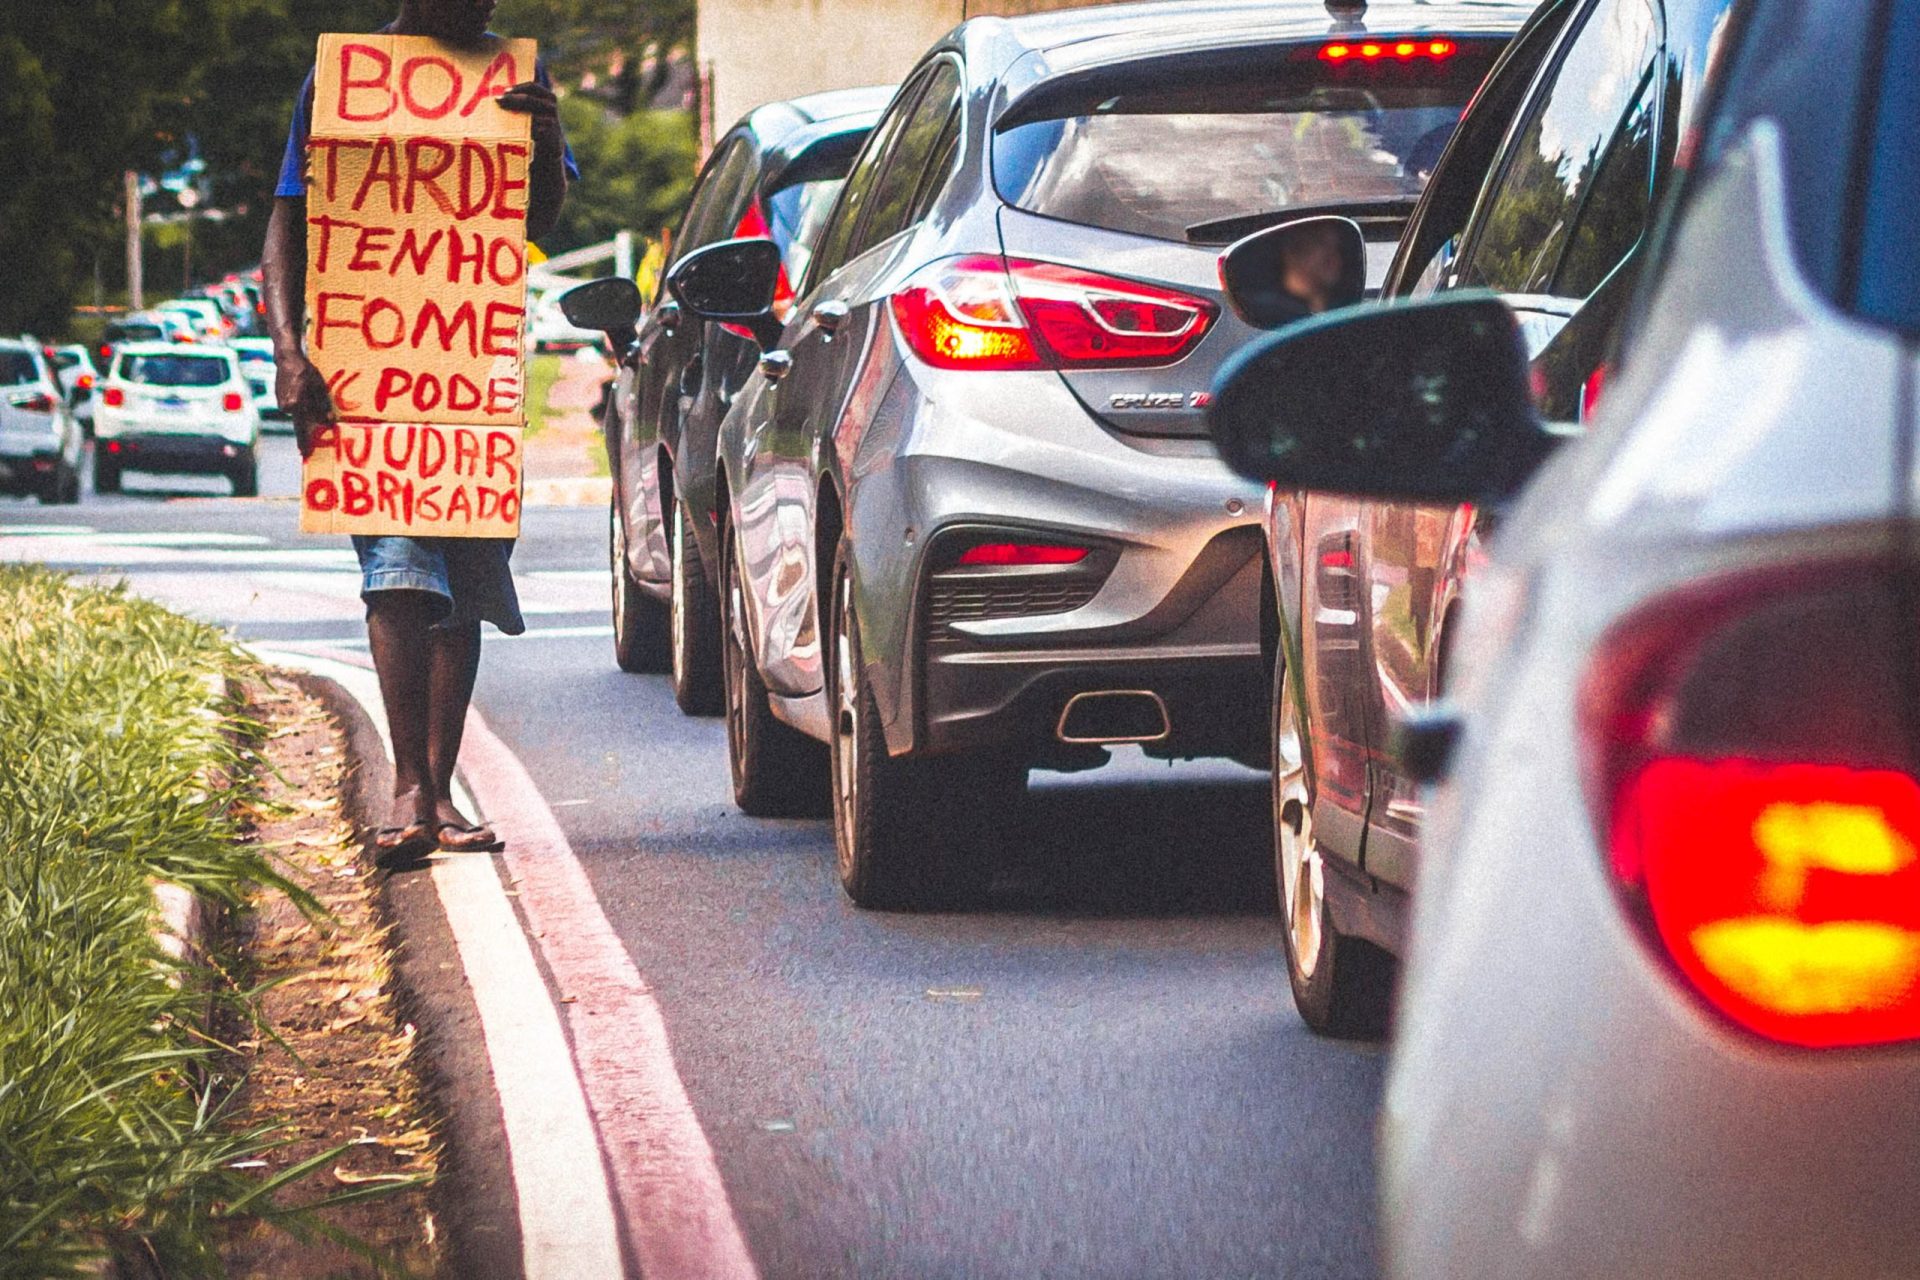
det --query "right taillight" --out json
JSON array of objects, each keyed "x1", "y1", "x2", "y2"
[
  {"x1": 890, "y1": 255, "x2": 1213, "y2": 372},
  {"x1": 1580, "y1": 567, "x2": 1920, "y2": 1048}
]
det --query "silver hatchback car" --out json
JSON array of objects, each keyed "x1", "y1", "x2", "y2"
[
  {"x1": 1210, "y1": 0, "x2": 1920, "y2": 1271},
  {"x1": 662, "y1": 0, "x2": 1531, "y2": 908}
]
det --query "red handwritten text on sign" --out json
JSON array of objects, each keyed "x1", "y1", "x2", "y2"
[{"x1": 300, "y1": 423, "x2": 523, "y2": 537}]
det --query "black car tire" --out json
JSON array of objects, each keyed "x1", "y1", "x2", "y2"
[
  {"x1": 721, "y1": 519, "x2": 829, "y2": 817},
  {"x1": 611, "y1": 497, "x2": 669, "y2": 673},
  {"x1": 229, "y1": 449, "x2": 259, "y2": 498},
  {"x1": 827, "y1": 535, "x2": 1012, "y2": 910},
  {"x1": 94, "y1": 458, "x2": 121, "y2": 495},
  {"x1": 1273, "y1": 651, "x2": 1394, "y2": 1038},
  {"x1": 669, "y1": 498, "x2": 724, "y2": 716}
]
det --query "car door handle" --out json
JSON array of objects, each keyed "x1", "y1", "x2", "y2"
[
  {"x1": 759, "y1": 350, "x2": 793, "y2": 382},
  {"x1": 811, "y1": 300, "x2": 850, "y2": 335}
]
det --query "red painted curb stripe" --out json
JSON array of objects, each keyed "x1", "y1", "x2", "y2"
[{"x1": 458, "y1": 708, "x2": 760, "y2": 1280}]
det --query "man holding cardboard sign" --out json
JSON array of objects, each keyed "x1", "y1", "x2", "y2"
[{"x1": 262, "y1": 0, "x2": 576, "y2": 863}]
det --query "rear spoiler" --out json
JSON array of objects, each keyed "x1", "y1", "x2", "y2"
[{"x1": 760, "y1": 119, "x2": 879, "y2": 198}]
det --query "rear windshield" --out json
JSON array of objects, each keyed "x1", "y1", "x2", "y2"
[
  {"x1": 766, "y1": 178, "x2": 845, "y2": 289},
  {"x1": 0, "y1": 353, "x2": 40, "y2": 386},
  {"x1": 119, "y1": 354, "x2": 231, "y2": 387},
  {"x1": 994, "y1": 44, "x2": 1502, "y2": 244},
  {"x1": 234, "y1": 347, "x2": 274, "y2": 365}
]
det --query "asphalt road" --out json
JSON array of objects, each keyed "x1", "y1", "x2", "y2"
[{"x1": 3, "y1": 435, "x2": 1389, "y2": 1279}]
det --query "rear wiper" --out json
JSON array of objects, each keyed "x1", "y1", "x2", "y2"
[{"x1": 1185, "y1": 198, "x2": 1420, "y2": 245}]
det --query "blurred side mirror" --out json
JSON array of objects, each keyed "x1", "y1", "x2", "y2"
[
  {"x1": 1219, "y1": 216, "x2": 1367, "y2": 330},
  {"x1": 1208, "y1": 293, "x2": 1552, "y2": 506},
  {"x1": 561, "y1": 277, "x2": 644, "y2": 333},
  {"x1": 667, "y1": 237, "x2": 783, "y2": 346}
]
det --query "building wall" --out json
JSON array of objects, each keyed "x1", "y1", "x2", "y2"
[{"x1": 695, "y1": 0, "x2": 1115, "y2": 149}]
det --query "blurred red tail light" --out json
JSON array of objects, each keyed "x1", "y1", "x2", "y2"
[
  {"x1": 1581, "y1": 568, "x2": 1920, "y2": 1048},
  {"x1": 732, "y1": 203, "x2": 795, "y2": 321},
  {"x1": 102, "y1": 387, "x2": 126, "y2": 408},
  {"x1": 222, "y1": 391, "x2": 245, "y2": 412},
  {"x1": 956, "y1": 543, "x2": 1088, "y2": 567},
  {"x1": 13, "y1": 392, "x2": 57, "y2": 413},
  {"x1": 891, "y1": 256, "x2": 1213, "y2": 372}
]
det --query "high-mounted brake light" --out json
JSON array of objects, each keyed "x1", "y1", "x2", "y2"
[
  {"x1": 1320, "y1": 38, "x2": 1455, "y2": 62},
  {"x1": 1582, "y1": 572, "x2": 1920, "y2": 1048},
  {"x1": 956, "y1": 543, "x2": 1089, "y2": 567},
  {"x1": 891, "y1": 256, "x2": 1213, "y2": 372}
]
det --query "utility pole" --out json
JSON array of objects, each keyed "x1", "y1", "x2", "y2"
[{"x1": 124, "y1": 170, "x2": 144, "y2": 311}]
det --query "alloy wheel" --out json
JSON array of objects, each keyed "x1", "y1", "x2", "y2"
[
  {"x1": 832, "y1": 567, "x2": 860, "y2": 881},
  {"x1": 1275, "y1": 668, "x2": 1325, "y2": 979}
]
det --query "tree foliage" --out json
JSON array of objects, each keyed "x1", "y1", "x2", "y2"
[{"x1": 1, "y1": 0, "x2": 697, "y2": 338}]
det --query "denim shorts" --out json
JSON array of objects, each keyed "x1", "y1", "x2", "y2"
[{"x1": 352, "y1": 535, "x2": 526, "y2": 635}]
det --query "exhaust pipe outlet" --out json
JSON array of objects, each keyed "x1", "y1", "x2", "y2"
[{"x1": 1056, "y1": 690, "x2": 1170, "y2": 745}]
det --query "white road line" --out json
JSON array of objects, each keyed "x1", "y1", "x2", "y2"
[{"x1": 253, "y1": 647, "x2": 627, "y2": 1280}]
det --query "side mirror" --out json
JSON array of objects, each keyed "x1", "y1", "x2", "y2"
[
  {"x1": 1208, "y1": 293, "x2": 1553, "y2": 506},
  {"x1": 667, "y1": 237, "x2": 784, "y2": 346},
  {"x1": 561, "y1": 277, "x2": 644, "y2": 333},
  {"x1": 1218, "y1": 216, "x2": 1367, "y2": 330}
]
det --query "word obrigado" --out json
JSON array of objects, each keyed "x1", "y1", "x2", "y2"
[{"x1": 302, "y1": 422, "x2": 523, "y2": 536}]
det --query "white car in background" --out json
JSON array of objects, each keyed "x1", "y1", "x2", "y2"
[
  {"x1": 228, "y1": 337, "x2": 288, "y2": 430},
  {"x1": 0, "y1": 338, "x2": 85, "y2": 504},
  {"x1": 157, "y1": 298, "x2": 230, "y2": 343},
  {"x1": 95, "y1": 343, "x2": 260, "y2": 496},
  {"x1": 47, "y1": 343, "x2": 99, "y2": 433}
]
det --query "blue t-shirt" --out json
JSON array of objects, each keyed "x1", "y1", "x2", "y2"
[{"x1": 275, "y1": 37, "x2": 579, "y2": 198}]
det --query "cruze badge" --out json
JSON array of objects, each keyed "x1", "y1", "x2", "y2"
[{"x1": 1109, "y1": 392, "x2": 1203, "y2": 411}]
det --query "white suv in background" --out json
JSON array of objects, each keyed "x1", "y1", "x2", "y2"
[
  {"x1": 95, "y1": 343, "x2": 261, "y2": 496},
  {"x1": 0, "y1": 338, "x2": 84, "y2": 505}
]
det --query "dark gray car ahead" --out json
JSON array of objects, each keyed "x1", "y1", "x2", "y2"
[{"x1": 695, "y1": 0, "x2": 1531, "y2": 907}]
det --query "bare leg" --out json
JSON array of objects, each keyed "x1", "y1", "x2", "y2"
[
  {"x1": 365, "y1": 591, "x2": 440, "y2": 841},
  {"x1": 427, "y1": 618, "x2": 492, "y2": 841}
]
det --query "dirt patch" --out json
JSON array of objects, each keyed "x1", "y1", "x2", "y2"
[{"x1": 220, "y1": 674, "x2": 441, "y2": 1278}]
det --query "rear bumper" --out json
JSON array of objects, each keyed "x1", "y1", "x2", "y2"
[
  {"x1": 0, "y1": 449, "x2": 62, "y2": 491},
  {"x1": 100, "y1": 434, "x2": 248, "y2": 473}
]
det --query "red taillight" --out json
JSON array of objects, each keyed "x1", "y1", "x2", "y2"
[
  {"x1": 102, "y1": 387, "x2": 125, "y2": 408},
  {"x1": 13, "y1": 392, "x2": 56, "y2": 413},
  {"x1": 733, "y1": 204, "x2": 796, "y2": 321},
  {"x1": 98, "y1": 345, "x2": 113, "y2": 365},
  {"x1": 222, "y1": 391, "x2": 245, "y2": 412},
  {"x1": 1581, "y1": 363, "x2": 1609, "y2": 421},
  {"x1": 77, "y1": 374, "x2": 94, "y2": 391},
  {"x1": 1582, "y1": 571, "x2": 1920, "y2": 1048},
  {"x1": 1321, "y1": 37, "x2": 1455, "y2": 61},
  {"x1": 956, "y1": 543, "x2": 1089, "y2": 567},
  {"x1": 891, "y1": 256, "x2": 1213, "y2": 372},
  {"x1": 106, "y1": 440, "x2": 123, "y2": 453}
]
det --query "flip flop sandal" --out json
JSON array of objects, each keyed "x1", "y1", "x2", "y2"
[
  {"x1": 435, "y1": 821, "x2": 504, "y2": 854},
  {"x1": 373, "y1": 822, "x2": 435, "y2": 868}
]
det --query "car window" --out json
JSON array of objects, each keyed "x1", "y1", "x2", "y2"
[
  {"x1": 909, "y1": 110, "x2": 962, "y2": 225},
  {"x1": 120, "y1": 355, "x2": 231, "y2": 387},
  {"x1": 766, "y1": 178, "x2": 846, "y2": 291},
  {"x1": 1457, "y1": 0, "x2": 1660, "y2": 297},
  {"x1": 1855, "y1": 0, "x2": 1920, "y2": 332},
  {"x1": 677, "y1": 137, "x2": 753, "y2": 262},
  {"x1": 803, "y1": 76, "x2": 927, "y2": 292},
  {"x1": 992, "y1": 46, "x2": 1503, "y2": 245},
  {"x1": 0, "y1": 352, "x2": 40, "y2": 386},
  {"x1": 852, "y1": 62, "x2": 961, "y2": 254}
]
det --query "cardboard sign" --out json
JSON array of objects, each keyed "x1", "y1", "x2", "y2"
[
  {"x1": 301, "y1": 423, "x2": 523, "y2": 536},
  {"x1": 300, "y1": 33, "x2": 536, "y2": 539}
]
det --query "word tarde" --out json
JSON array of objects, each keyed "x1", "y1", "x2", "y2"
[{"x1": 301, "y1": 32, "x2": 536, "y2": 538}]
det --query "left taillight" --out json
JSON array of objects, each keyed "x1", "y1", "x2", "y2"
[
  {"x1": 222, "y1": 391, "x2": 245, "y2": 412},
  {"x1": 11, "y1": 392, "x2": 57, "y2": 413},
  {"x1": 891, "y1": 255, "x2": 1214, "y2": 372},
  {"x1": 102, "y1": 387, "x2": 125, "y2": 408},
  {"x1": 1580, "y1": 566, "x2": 1920, "y2": 1048}
]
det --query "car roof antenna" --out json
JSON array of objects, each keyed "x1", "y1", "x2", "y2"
[{"x1": 1326, "y1": 0, "x2": 1367, "y2": 30}]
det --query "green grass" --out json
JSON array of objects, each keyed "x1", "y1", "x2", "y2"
[
  {"x1": 523, "y1": 353, "x2": 563, "y2": 440},
  {"x1": 0, "y1": 567, "x2": 349, "y2": 1278}
]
